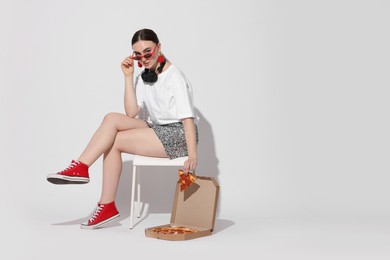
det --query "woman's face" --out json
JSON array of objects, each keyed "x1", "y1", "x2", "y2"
[{"x1": 132, "y1": 40, "x2": 160, "y2": 70}]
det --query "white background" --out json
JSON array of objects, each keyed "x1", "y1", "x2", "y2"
[{"x1": 1, "y1": 0, "x2": 390, "y2": 259}]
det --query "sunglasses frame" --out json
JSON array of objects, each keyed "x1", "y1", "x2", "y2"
[{"x1": 131, "y1": 45, "x2": 158, "y2": 61}]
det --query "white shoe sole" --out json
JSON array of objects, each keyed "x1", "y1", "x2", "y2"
[
  {"x1": 80, "y1": 214, "x2": 120, "y2": 230},
  {"x1": 47, "y1": 174, "x2": 90, "y2": 185}
]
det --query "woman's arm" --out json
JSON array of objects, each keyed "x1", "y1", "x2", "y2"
[
  {"x1": 182, "y1": 117, "x2": 197, "y2": 173},
  {"x1": 123, "y1": 75, "x2": 140, "y2": 117},
  {"x1": 121, "y1": 57, "x2": 140, "y2": 117}
]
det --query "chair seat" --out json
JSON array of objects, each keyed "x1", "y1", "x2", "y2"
[{"x1": 133, "y1": 155, "x2": 188, "y2": 166}]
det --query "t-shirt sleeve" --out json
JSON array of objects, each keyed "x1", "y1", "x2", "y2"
[
  {"x1": 171, "y1": 71, "x2": 196, "y2": 120},
  {"x1": 135, "y1": 75, "x2": 144, "y2": 108}
]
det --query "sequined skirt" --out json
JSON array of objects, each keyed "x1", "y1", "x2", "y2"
[{"x1": 147, "y1": 122, "x2": 199, "y2": 159}]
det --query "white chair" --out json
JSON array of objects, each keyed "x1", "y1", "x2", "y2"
[{"x1": 129, "y1": 154, "x2": 188, "y2": 229}]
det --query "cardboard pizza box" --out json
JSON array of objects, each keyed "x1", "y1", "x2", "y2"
[{"x1": 145, "y1": 176, "x2": 219, "y2": 241}]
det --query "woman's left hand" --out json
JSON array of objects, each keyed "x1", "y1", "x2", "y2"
[{"x1": 184, "y1": 156, "x2": 197, "y2": 174}]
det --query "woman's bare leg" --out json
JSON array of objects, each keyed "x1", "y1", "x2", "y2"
[
  {"x1": 99, "y1": 128, "x2": 168, "y2": 203},
  {"x1": 77, "y1": 112, "x2": 149, "y2": 166}
]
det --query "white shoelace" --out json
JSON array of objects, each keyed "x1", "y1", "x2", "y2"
[
  {"x1": 59, "y1": 161, "x2": 79, "y2": 173},
  {"x1": 89, "y1": 205, "x2": 104, "y2": 222}
]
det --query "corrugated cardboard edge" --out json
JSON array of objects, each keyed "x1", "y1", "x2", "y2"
[{"x1": 207, "y1": 177, "x2": 220, "y2": 232}]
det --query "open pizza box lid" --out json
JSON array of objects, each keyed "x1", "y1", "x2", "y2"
[{"x1": 145, "y1": 176, "x2": 219, "y2": 241}]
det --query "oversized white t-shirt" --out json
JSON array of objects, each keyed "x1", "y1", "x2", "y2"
[{"x1": 135, "y1": 64, "x2": 199, "y2": 125}]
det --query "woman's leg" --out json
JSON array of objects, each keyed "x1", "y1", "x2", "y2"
[
  {"x1": 99, "y1": 127, "x2": 168, "y2": 203},
  {"x1": 77, "y1": 112, "x2": 149, "y2": 166}
]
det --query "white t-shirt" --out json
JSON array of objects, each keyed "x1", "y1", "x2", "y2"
[{"x1": 135, "y1": 64, "x2": 199, "y2": 125}]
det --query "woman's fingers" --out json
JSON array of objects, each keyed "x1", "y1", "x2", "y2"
[
  {"x1": 122, "y1": 57, "x2": 133, "y2": 68},
  {"x1": 183, "y1": 159, "x2": 197, "y2": 173},
  {"x1": 183, "y1": 161, "x2": 189, "y2": 173},
  {"x1": 121, "y1": 57, "x2": 135, "y2": 77}
]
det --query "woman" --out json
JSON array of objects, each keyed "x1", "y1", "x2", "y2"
[{"x1": 46, "y1": 28, "x2": 199, "y2": 229}]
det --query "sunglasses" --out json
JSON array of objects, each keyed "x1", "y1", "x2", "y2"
[{"x1": 131, "y1": 45, "x2": 158, "y2": 61}]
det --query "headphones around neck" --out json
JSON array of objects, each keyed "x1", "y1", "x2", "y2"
[{"x1": 141, "y1": 59, "x2": 167, "y2": 84}]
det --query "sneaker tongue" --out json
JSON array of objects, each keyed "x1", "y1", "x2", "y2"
[{"x1": 72, "y1": 160, "x2": 80, "y2": 164}]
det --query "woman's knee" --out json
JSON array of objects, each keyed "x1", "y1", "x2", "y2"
[{"x1": 101, "y1": 112, "x2": 122, "y2": 129}]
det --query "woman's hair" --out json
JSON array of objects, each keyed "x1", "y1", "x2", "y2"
[{"x1": 131, "y1": 28, "x2": 160, "y2": 45}]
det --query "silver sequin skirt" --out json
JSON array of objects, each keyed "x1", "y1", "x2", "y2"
[{"x1": 147, "y1": 122, "x2": 199, "y2": 159}]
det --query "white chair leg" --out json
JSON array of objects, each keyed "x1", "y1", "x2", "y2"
[
  {"x1": 137, "y1": 168, "x2": 141, "y2": 218},
  {"x1": 129, "y1": 165, "x2": 137, "y2": 229}
]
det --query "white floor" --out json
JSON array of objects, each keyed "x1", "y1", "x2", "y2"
[
  {"x1": 3, "y1": 157, "x2": 390, "y2": 259},
  {"x1": 3, "y1": 211, "x2": 390, "y2": 260}
]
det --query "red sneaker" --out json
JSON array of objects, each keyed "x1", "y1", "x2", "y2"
[
  {"x1": 80, "y1": 201, "x2": 120, "y2": 229},
  {"x1": 47, "y1": 160, "x2": 90, "y2": 184}
]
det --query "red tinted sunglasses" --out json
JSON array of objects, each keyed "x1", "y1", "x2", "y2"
[{"x1": 131, "y1": 45, "x2": 158, "y2": 61}]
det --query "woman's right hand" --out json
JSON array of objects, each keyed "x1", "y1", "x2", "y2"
[{"x1": 121, "y1": 56, "x2": 134, "y2": 77}]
